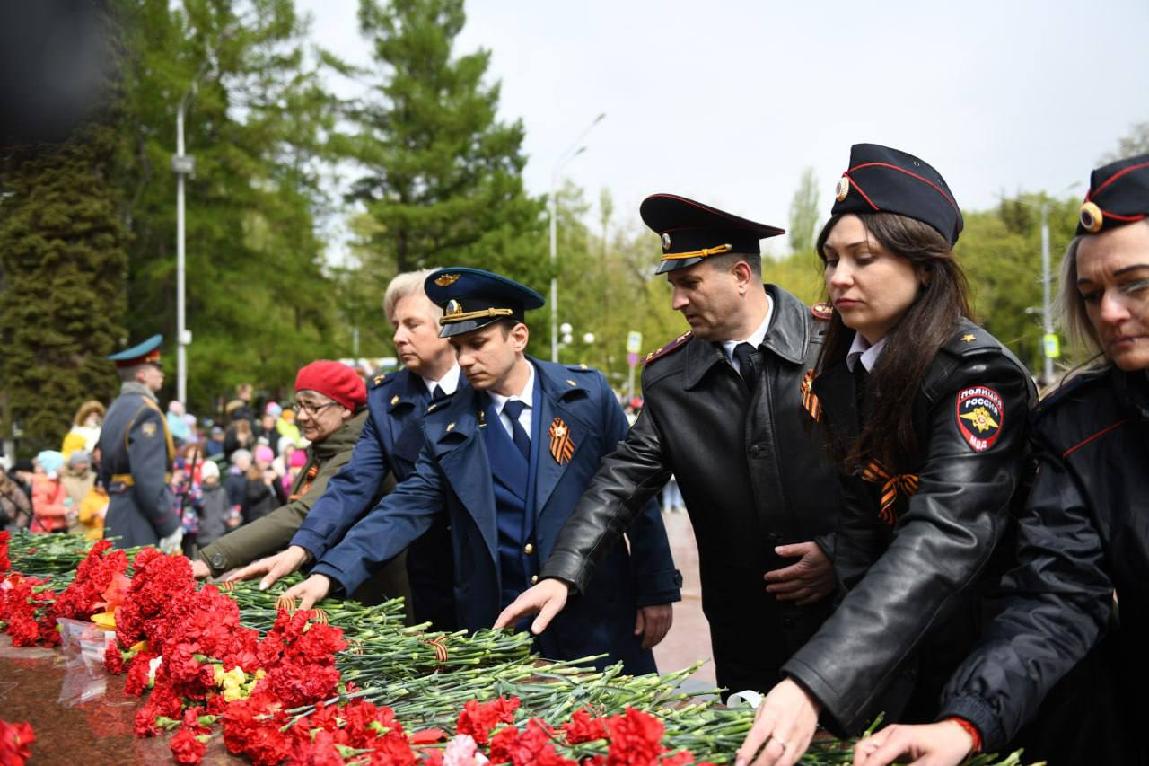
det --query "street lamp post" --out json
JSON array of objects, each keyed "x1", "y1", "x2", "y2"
[
  {"x1": 1039, "y1": 202, "x2": 1053, "y2": 386},
  {"x1": 172, "y1": 97, "x2": 196, "y2": 405},
  {"x1": 549, "y1": 113, "x2": 606, "y2": 362}
]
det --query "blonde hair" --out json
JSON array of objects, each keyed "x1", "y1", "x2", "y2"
[
  {"x1": 73, "y1": 400, "x2": 106, "y2": 426},
  {"x1": 382, "y1": 270, "x2": 442, "y2": 325},
  {"x1": 1057, "y1": 236, "x2": 1100, "y2": 355}
]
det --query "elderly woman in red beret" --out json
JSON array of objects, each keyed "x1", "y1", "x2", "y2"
[{"x1": 192, "y1": 361, "x2": 410, "y2": 609}]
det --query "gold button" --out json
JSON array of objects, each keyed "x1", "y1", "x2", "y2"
[
  {"x1": 530, "y1": 575, "x2": 539, "y2": 585},
  {"x1": 523, "y1": 543, "x2": 534, "y2": 555}
]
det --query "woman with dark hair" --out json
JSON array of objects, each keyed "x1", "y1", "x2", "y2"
[
  {"x1": 851, "y1": 154, "x2": 1149, "y2": 766},
  {"x1": 735, "y1": 145, "x2": 1035, "y2": 766}
]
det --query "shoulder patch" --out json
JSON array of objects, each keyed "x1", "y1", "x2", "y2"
[
  {"x1": 810, "y1": 302, "x2": 833, "y2": 321},
  {"x1": 370, "y1": 373, "x2": 389, "y2": 389},
  {"x1": 955, "y1": 385, "x2": 1004, "y2": 452},
  {"x1": 644, "y1": 331, "x2": 693, "y2": 366}
]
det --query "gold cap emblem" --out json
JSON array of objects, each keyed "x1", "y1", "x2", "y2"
[
  {"x1": 1080, "y1": 200, "x2": 1103, "y2": 233},
  {"x1": 434, "y1": 273, "x2": 461, "y2": 287},
  {"x1": 445, "y1": 299, "x2": 463, "y2": 317},
  {"x1": 835, "y1": 175, "x2": 850, "y2": 202}
]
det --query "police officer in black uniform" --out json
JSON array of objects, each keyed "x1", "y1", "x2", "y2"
[
  {"x1": 99, "y1": 334, "x2": 181, "y2": 549},
  {"x1": 497, "y1": 195, "x2": 843, "y2": 697}
]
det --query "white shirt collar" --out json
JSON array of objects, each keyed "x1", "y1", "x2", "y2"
[
  {"x1": 720, "y1": 295, "x2": 774, "y2": 361},
  {"x1": 420, "y1": 362, "x2": 461, "y2": 397},
  {"x1": 488, "y1": 360, "x2": 536, "y2": 414},
  {"x1": 845, "y1": 332, "x2": 888, "y2": 373}
]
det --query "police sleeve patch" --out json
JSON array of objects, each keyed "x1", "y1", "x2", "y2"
[{"x1": 955, "y1": 385, "x2": 1004, "y2": 452}]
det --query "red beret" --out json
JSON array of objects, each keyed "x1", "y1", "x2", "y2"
[{"x1": 294, "y1": 361, "x2": 366, "y2": 411}]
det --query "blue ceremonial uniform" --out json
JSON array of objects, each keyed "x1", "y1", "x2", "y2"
[
  {"x1": 290, "y1": 368, "x2": 459, "y2": 628},
  {"x1": 311, "y1": 359, "x2": 682, "y2": 673},
  {"x1": 99, "y1": 382, "x2": 179, "y2": 547}
]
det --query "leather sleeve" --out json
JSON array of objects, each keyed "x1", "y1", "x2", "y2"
[
  {"x1": 291, "y1": 406, "x2": 393, "y2": 560},
  {"x1": 782, "y1": 353, "x2": 1032, "y2": 732},
  {"x1": 938, "y1": 434, "x2": 1113, "y2": 751},
  {"x1": 593, "y1": 373, "x2": 681, "y2": 607},
  {"x1": 541, "y1": 404, "x2": 674, "y2": 594},
  {"x1": 128, "y1": 408, "x2": 178, "y2": 537}
]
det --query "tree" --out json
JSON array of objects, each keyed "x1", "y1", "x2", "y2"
[
  {"x1": 1103, "y1": 121, "x2": 1149, "y2": 162},
  {"x1": 788, "y1": 167, "x2": 820, "y2": 255},
  {"x1": 0, "y1": 126, "x2": 128, "y2": 456},
  {"x1": 338, "y1": 0, "x2": 545, "y2": 296}
]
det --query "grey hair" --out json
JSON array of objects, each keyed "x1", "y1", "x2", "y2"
[{"x1": 382, "y1": 269, "x2": 442, "y2": 325}]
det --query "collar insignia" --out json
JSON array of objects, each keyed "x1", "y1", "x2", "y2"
[{"x1": 434, "y1": 273, "x2": 462, "y2": 287}]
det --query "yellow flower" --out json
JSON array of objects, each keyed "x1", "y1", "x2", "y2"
[{"x1": 91, "y1": 611, "x2": 117, "y2": 630}]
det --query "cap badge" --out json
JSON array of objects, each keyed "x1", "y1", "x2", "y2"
[
  {"x1": 661, "y1": 232, "x2": 672, "y2": 252},
  {"x1": 548, "y1": 417, "x2": 575, "y2": 465},
  {"x1": 1080, "y1": 200, "x2": 1104, "y2": 234},
  {"x1": 445, "y1": 299, "x2": 463, "y2": 318},
  {"x1": 434, "y1": 273, "x2": 461, "y2": 287},
  {"x1": 835, "y1": 175, "x2": 851, "y2": 202}
]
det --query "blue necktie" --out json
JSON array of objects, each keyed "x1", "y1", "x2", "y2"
[
  {"x1": 501, "y1": 399, "x2": 532, "y2": 462},
  {"x1": 430, "y1": 384, "x2": 446, "y2": 402}
]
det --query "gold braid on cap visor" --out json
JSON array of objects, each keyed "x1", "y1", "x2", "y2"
[
  {"x1": 439, "y1": 307, "x2": 516, "y2": 325},
  {"x1": 659, "y1": 243, "x2": 733, "y2": 262}
]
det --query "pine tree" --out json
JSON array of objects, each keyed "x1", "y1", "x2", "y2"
[
  {"x1": 339, "y1": 0, "x2": 545, "y2": 290},
  {"x1": 0, "y1": 126, "x2": 128, "y2": 456}
]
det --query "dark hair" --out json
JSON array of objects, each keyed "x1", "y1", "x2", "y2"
[
  {"x1": 706, "y1": 251, "x2": 762, "y2": 278},
  {"x1": 815, "y1": 212, "x2": 972, "y2": 470}
]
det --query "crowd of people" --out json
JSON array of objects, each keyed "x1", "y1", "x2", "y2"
[{"x1": 4, "y1": 144, "x2": 1148, "y2": 766}]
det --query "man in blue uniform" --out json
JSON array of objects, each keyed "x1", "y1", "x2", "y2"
[
  {"x1": 225, "y1": 270, "x2": 461, "y2": 628},
  {"x1": 277, "y1": 268, "x2": 682, "y2": 673},
  {"x1": 99, "y1": 335, "x2": 181, "y2": 549}
]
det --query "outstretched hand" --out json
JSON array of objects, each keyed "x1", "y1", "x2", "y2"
[
  {"x1": 493, "y1": 578, "x2": 570, "y2": 635},
  {"x1": 734, "y1": 679, "x2": 820, "y2": 766},
  {"x1": 224, "y1": 545, "x2": 309, "y2": 590},
  {"x1": 281, "y1": 574, "x2": 333, "y2": 611},
  {"x1": 852, "y1": 720, "x2": 975, "y2": 766}
]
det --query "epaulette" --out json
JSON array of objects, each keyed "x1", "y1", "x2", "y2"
[
  {"x1": 370, "y1": 373, "x2": 389, "y2": 389},
  {"x1": 941, "y1": 324, "x2": 1000, "y2": 357},
  {"x1": 644, "y1": 331, "x2": 693, "y2": 366},
  {"x1": 810, "y1": 302, "x2": 833, "y2": 321}
]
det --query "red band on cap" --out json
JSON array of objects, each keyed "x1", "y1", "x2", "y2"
[{"x1": 848, "y1": 161, "x2": 960, "y2": 212}]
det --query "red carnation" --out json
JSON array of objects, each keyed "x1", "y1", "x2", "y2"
[
  {"x1": 456, "y1": 697, "x2": 521, "y2": 745},
  {"x1": 606, "y1": 708, "x2": 664, "y2": 766},
  {"x1": 0, "y1": 719, "x2": 35, "y2": 766},
  {"x1": 170, "y1": 725, "x2": 208, "y2": 764},
  {"x1": 563, "y1": 708, "x2": 609, "y2": 744}
]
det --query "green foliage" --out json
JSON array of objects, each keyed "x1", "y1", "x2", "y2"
[
  {"x1": 0, "y1": 127, "x2": 128, "y2": 455},
  {"x1": 337, "y1": 0, "x2": 546, "y2": 316},
  {"x1": 788, "y1": 167, "x2": 821, "y2": 255},
  {"x1": 112, "y1": 0, "x2": 340, "y2": 410},
  {"x1": 1102, "y1": 121, "x2": 1149, "y2": 163}
]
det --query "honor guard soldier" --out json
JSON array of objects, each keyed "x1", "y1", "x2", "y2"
[
  {"x1": 277, "y1": 268, "x2": 682, "y2": 674},
  {"x1": 498, "y1": 195, "x2": 844, "y2": 696},
  {"x1": 99, "y1": 334, "x2": 181, "y2": 549}
]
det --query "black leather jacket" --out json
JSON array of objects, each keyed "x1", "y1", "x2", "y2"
[
  {"x1": 941, "y1": 366, "x2": 1149, "y2": 754},
  {"x1": 543, "y1": 285, "x2": 843, "y2": 693},
  {"x1": 781, "y1": 320, "x2": 1036, "y2": 733}
]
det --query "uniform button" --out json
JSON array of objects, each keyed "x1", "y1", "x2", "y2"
[
  {"x1": 523, "y1": 543, "x2": 534, "y2": 555},
  {"x1": 530, "y1": 575, "x2": 539, "y2": 585}
]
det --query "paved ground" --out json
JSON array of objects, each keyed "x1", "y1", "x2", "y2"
[{"x1": 652, "y1": 509, "x2": 717, "y2": 688}]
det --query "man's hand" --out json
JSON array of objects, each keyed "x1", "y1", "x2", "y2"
[
  {"x1": 852, "y1": 721, "x2": 975, "y2": 766},
  {"x1": 190, "y1": 558, "x2": 211, "y2": 579},
  {"x1": 281, "y1": 574, "x2": 332, "y2": 610},
  {"x1": 224, "y1": 545, "x2": 309, "y2": 590},
  {"x1": 635, "y1": 604, "x2": 673, "y2": 649},
  {"x1": 764, "y1": 541, "x2": 834, "y2": 605},
  {"x1": 734, "y1": 679, "x2": 820, "y2": 766},
  {"x1": 493, "y1": 578, "x2": 571, "y2": 635}
]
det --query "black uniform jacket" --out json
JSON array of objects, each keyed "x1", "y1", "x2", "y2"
[
  {"x1": 941, "y1": 366, "x2": 1149, "y2": 757},
  {"x1": 542, "y1": 285, "x2": 843, "y2": 693},
  {"x1": 782, "y1": 320, "x2": 1036, "y2": 734}
]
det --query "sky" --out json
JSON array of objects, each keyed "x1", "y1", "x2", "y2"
[{"x1": 297, "y1": 0, "x2": 1149, "y2": 255}]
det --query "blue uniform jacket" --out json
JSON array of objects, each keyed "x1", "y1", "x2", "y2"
[
  {"x1": 291, "y1": 368, "x2": 457, "y2": 628},
  {"x1": 311, "y1": 359, "x2": 682, "y2": 672}
]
